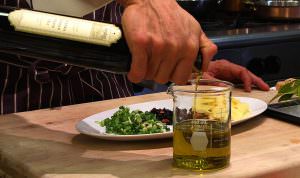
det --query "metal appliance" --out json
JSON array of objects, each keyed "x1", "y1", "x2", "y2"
[
  {"x1": 201, "y1": 11, "x2": 300, "y2": 85},
  {"x1": 245, "y1": 0, "x2": 300, "y2": 20},
  {"x1": 137, "y1": 3, "x2": 300, "y2": 94}
]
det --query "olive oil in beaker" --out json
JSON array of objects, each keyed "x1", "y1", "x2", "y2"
[{"x1": 173, "y1": 119, "x2": 230, "y2": 171}]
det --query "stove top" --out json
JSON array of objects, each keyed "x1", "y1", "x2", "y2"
[
  {"x1": 200, "y1": 11, "x2": 300, "y2": 32},
  {"x1": 195, "y1": 11, "x2": 300, "y2": 50},
  {"x1": 194, "y1": 11, "x2": 300, "y2": 83}
]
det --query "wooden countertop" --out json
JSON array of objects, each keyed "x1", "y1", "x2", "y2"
[{"x1": 0, "y1": 89, "x2": 300, "y2": 178}]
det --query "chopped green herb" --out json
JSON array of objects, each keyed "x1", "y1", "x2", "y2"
[{"x1": 96, "y1": 106, "x2": 170, "y2": 135}]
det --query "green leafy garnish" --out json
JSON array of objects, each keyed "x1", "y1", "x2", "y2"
[
  {"x1": 95, "y1": 106, "x2": 170, "y2": 135},
  {"x1": 270, "y1": 79, "x2": 300, "y2": 103}
]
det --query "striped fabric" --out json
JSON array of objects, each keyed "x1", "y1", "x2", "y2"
[{"x1": 0, "y1": 0, "x2": 133, "y2": 114}]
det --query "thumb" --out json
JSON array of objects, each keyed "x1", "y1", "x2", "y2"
[
  {"x1": 199, "y1": 33, "x2": 218, "y2": 72},
  {"x1": 202, "y1": 72, "x2": 217, "y2": 80}
]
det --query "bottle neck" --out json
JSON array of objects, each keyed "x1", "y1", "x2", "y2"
[
  {"x1": 0, "y1": 5, "x2": 17, "y2": 13},
  {"x1": 0, "y1": 6, "x2": 15, "y2": 30}
]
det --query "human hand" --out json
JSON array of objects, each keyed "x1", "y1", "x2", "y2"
[
  {"x1": 118, "y1": 0, "x2": 217, "y2": 84},
  {"x1": 202, "y1": 60, "x2": 270, "y2": 92}
]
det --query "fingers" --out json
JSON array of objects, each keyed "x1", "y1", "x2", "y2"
[
  {"x1": 121, "y1": 9, "x2": 149, "y2": 84},
  {"x1": 127, "y1": 41, "x2": 149, "y2": 83},
  {"x1": 211, "y1": 59, "x2": 269, "y2": 92},
  {"x1": 239, "y1": 69, "x2": 252, "y2": 92},
  {"x1": 145, "y1": 37, "x2": 164, "y2": 80},
  {"x1": 151, "y1": 37, "x2": 180, "y2": 83},
  {"x1": 170, "y1": 59, "x2": 194, "y2": 85},
  {"x1": 153, "y1": 49, "x2": 178, "y2": 83},
  {"x1": 202, "y1": 72, "x2": 217, "y2": 80},
  {"x1": 170, "y1": 39, "x2": 199, "y2": 84},
  {"x1": 239, "y1": 68, "x2": 270, "y2": 92},
  {"x1": 236, "y1": 64, "x2": 269, "y2": 91},
  {"x1": 249, "y1": 72, "x2": 270, "y2": 91},
  {"x1": 122, "y1": 0, "x2": 217, "y2": 85},
  {"x1": 199, "y1": 33, "x2": 218, "y2": 72}
]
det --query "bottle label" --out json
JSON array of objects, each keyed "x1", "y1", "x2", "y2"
[{"x1": 8, "y1": 9, "x2": 121, "y2": 46}]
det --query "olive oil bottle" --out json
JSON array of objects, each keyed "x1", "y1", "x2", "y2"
[
  {"x1": 1, "y1": 7, "x2": 122, "y2": 46},
  {"x1": 0, "y1": 6, "x2": 131, "y2": 73}
]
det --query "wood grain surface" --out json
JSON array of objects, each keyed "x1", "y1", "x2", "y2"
[{"x1": 0, "y1": 89, "x2": 300, "y2": 178}]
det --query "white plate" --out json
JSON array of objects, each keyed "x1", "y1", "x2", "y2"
[
  {"x1": 76, "y1": 99, "x2": 173, "y2": 141},
  {"x1": 232, "y1": 97, "x2": 267, "y2": 125},
  {"x1": 75, "y1": 97, "x2": 267, "y2": 141}
]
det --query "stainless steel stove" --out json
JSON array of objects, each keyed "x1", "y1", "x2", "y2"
[
  {"x1": 136, "y1": 10, "x2": 300, "y2": 94},
  {"x1": 201, "y1": 11, "x2": 300, "y2": 85}
]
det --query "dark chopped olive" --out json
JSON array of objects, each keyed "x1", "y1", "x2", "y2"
[
  {"x1": 174, "y1": 107, "x2": 211, "y2": 122},
  {"x1": 161, "y1": 118, "x2": 171, "y2": 124},
  {"x1": 150, "y1": 108, "x2": 173, "y2": 125},
  {"x1": 150, "y1": 107, "x2": 212, "y2": 125},
  {"x1": 193, "y1": 112, "x2": 210, "y2": 119},
  {"x1": 175, "y1": 108, "x2": 190, "y2": 122}
]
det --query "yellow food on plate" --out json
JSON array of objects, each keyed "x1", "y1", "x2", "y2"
[
  {"x1": 231, "y1": 97, "x2": 250, "y2": 121},
  {"x1": 193, "y1": 96, "x2": 250, "y2": 121},
  {"x1": 192, "y1": 95, "x2": 229, "y2": 121}
]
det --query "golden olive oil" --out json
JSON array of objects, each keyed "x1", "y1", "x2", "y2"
[
  {"x1": 173, "y1": 119, "x2": 230, "y2": 171},
  {"x1": 172, "y1": 74, "x2": 231, "y2": 171},
  {"x1": 193, "y1": 72, "x2": 202, "y2": 119}
]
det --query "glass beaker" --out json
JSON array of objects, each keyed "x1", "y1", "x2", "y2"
[{"x1": 168, "y1": 79, "x2": 233, "y2": 171}]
